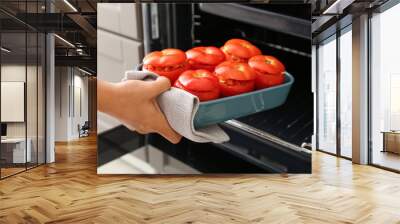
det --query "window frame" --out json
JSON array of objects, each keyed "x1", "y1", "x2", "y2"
[
  {"x1": 0, "y1": 0, "x2": 47, "y2": 180},
  {"x1": 367, "y1": 0, "x2": 400, "y2": 173},
  {"x1": 315, "y1": 23, "x2": 353, "y2": 160}
]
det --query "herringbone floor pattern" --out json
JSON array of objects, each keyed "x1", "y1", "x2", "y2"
[{"x1": 1, "y1": 136, "x2": 400, "y2": 224}]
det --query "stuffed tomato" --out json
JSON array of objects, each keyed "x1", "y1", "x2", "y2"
[
  {"x1": 220, "y1": 39, "x2": 261, "y2": 62},
  {"x1": 174, "y1": 69, "x2": 220, "y2": 101},
  {"x1": 248, "y1": 55, "x2": 285, "y2": 89},
  {"x1": 143, "y1": 48, "x2": 189, "y2": 83},
  {"x1": 214, "y1": 61, "x2": 256, "y2": 96},
  {"x1": 186, "y1": 46, "x2": 225, "y2": 72}
]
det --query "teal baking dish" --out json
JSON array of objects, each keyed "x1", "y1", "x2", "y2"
[
  {"x1": 194, "y1": 72, "x2": 294, "y2": 128},
  {"x1": 135, "y1": 64, "x2": 294, "y2": 128}
]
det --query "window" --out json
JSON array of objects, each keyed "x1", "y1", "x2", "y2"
[
  {"x1": 339, "y1": 28, "x2": 352, "y2": 158},
  {"x1": 316, "y1": 25, "x2": 353, "y2": 158},
  {"x1": 1, "y1": 31, "x2": 28, "y2": 178},
  {"x1": 370, "y1": 2, "x2": 400, "y2": 171},
  {"x1": 317, "y1": 35, "x2": 337, "y2": 154},
  {"x1": 0, "y1": 1, "x2": 46, "y2": 179}
]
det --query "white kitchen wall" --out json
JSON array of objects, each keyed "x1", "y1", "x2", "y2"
[{"x1": 97, "y1": 3, "x2": 143, "y2": 134}]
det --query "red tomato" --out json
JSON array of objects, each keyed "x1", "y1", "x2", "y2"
[
  {"x1": 220, "y1": 39, "x2": 261, "y2": 62},
  {"x1": 174, "y1": 70, "x2": 220, "y2": 101},
  {"x1": 214, "y1": 61, "x2": 256, "y2": 96},
  {"x1": 143, "y1": 48, "x2": 189, "y2": 83},
  {"x1": 186, "y1": 47, "x2": 226, "y2": 72},
  {"x1": 248, "y1": 55, "x2": 285, "y2": 89}
]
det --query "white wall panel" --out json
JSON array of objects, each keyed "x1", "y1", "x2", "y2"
[
  {"x1": 54, "y1": 67, "x2": 90, "y2": 141},
  {"x1": 98, "y1": 3, "x2": 141, "y2": 40},
  {"x1": 1, "y1": 82, "x2": 24, "y2": 122},
  {"x1": 97, "y1": 3, "x2": 143, "y2": 133}
]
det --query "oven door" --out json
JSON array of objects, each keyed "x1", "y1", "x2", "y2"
[{"x1": 98, "y1": 3, "x2": 312, "y2": 174}]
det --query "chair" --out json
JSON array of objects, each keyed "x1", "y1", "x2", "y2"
[{"x1": 78, "y1": 121, "x2": 90, "y2": 138}]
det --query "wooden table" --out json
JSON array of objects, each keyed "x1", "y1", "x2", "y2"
[{"x1": 381, "y1": 131, "x2": 400, "y2": 154}]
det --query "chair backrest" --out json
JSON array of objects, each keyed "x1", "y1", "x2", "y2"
[{"x1": 82, "y1": 121, "x2": 90, "y2": 129}]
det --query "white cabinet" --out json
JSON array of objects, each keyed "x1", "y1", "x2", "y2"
[{"x1": 1, "y1": 138, "x2": 32, "y2": 163}]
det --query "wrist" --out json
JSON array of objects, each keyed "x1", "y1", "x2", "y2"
[
  {"x1": 107, "y1": 81, "x2": 137, "y2": 121},
  {"x1": 98, "y1": 80, "x2": 120, "y2": 116}
]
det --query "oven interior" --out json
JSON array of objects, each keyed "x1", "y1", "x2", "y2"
[
  {"x1": 98, "y1": 3, "x2": 312, "y2": 174},
  {"x1": 139, "y1": 3, "x2": 313, "y2": 173},
  {"x1": 148, "y1": 3, "x2": 312, "y2": 145},
  {"x1": 196, "y1": 10, "x2": 312, "y2": 146}
]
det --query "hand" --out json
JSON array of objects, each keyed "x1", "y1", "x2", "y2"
[{"x1": 98, "y1": 77, "x2": 182, "y2": 144}]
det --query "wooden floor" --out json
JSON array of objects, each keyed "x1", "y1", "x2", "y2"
[
  {"x1": 1, "y1": 163, "x2": 43, "y2": 178},
  {"x1": 1, "y1": 136, "x2": 400, "y2": 224},
  {"x1": 1, "y1": 167, "x2": 26, "y2": 178},
  {"x1": 373, "y1": 150, "x2": 400, "y2": 171}
]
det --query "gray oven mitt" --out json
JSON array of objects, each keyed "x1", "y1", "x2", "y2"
[{"x1": 122, "y1": 70, "x2": 230, "y2": 143}]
